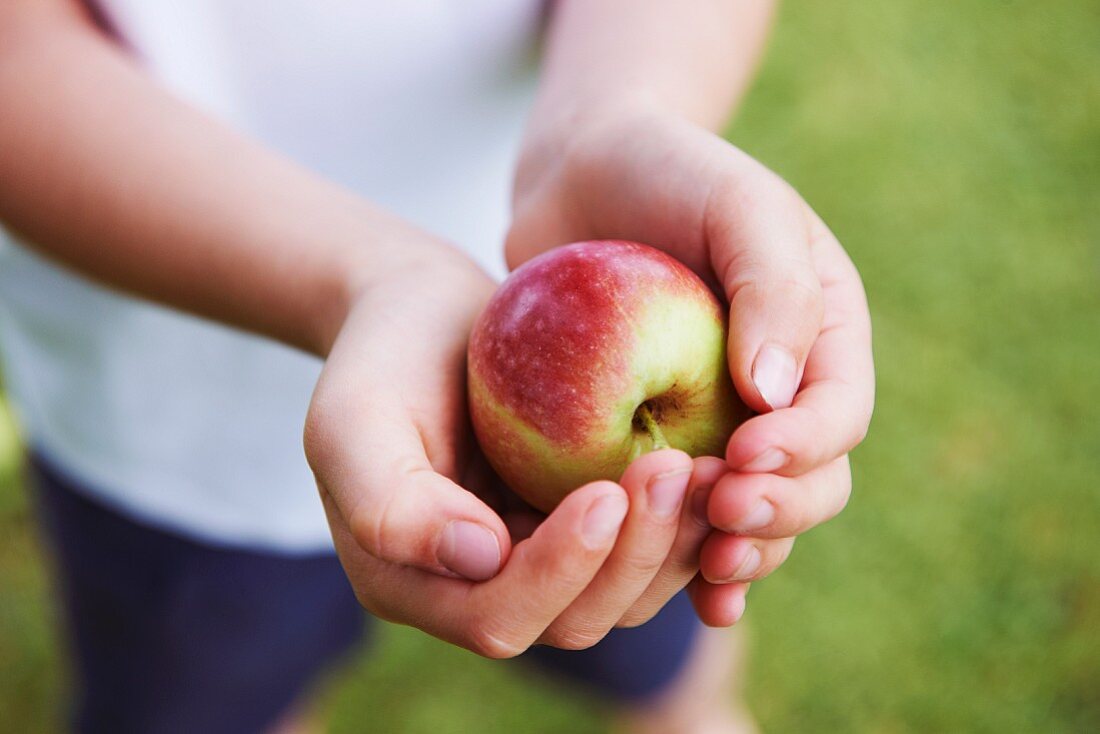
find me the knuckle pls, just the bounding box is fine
[709,163,794,222]
[830,386,873,454]
[779,538,797,565]
[795,402,849,468]
[467,623,527,660]
[354,592,398,625]
[729,270,823,328]
[831,471,854,519]
[850,410,872,447]
[348,496,390,560]
[542,623,607,651]
[302,402,337,474]
[753,540,795,581]
[626,553,667,581]
[342,573,403,624]
[778,277,825,316]
[347,585,373,613]
[665,552,700,580]
[778,502,811,539]
[617,607,658,629]
[348,473,427,564]
[822,458,853,521]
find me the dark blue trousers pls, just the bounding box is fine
[30,453,701,734]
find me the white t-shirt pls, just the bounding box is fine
[0,1,542,552]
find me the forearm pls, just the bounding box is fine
[507,0,777,268]
[0,1,447,357]
[530,0,775,135]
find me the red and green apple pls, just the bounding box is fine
[468,240,748,512]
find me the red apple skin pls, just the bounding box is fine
[468,240,747,512]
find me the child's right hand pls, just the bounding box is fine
[304,245,736,658]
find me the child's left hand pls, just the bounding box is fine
[306,249,748,655]
[507,106,876,625]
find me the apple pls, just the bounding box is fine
[468,240,749,512]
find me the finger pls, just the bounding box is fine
[310,406,505,583]
[540,449,694,649]
[318,486,429,624]
[699,534,796,584]
[310,415,508,580]
[706,163,825,413]
[617,456,729,628]
[707,455,852,539]
[688,575,750,628]
[323,480,628,659]
[307,339,510,581]
[462,453,544,543]
[726,228,875,476]
[462,481,628,657]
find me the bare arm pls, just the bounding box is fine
[530,0,775,133]
[0,0,451,356]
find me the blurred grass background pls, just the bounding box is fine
[2,0,1098,731]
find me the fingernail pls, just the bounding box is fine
[438,521,501,581]
[582,494,629,548]
[691,485,713,527]
[735,499,775,533]
[647,469,691,519]
[731,546,761,581]
[752,344,798,410]
[740,447,789,473]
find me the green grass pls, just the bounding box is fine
[2,0,1099,731]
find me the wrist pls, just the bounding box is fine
[516,91,663,193]
[309,211,466,357]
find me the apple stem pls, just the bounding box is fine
[636,403,671,451]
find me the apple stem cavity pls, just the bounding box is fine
[635,403,671,451]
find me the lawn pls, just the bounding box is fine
[2,0,1098,731]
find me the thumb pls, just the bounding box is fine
[306,407,511,582]
[709,176,824,413]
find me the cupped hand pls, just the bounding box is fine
[304,247,741,656]
[507,106,875,625]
